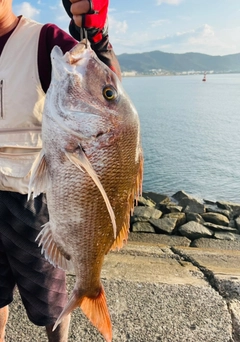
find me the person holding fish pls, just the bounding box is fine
[0,1,122,342]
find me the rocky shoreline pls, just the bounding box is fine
[130,190,240,249]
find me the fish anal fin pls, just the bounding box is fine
[53,286,112,342]
[36,222,74,272]
[80,286,112,342]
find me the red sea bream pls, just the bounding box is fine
[29,39,143,342]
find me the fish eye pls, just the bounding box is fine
[102,85,117,101]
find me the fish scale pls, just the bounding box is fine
[29,39,143,342]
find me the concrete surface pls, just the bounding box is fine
[5,235,240,342]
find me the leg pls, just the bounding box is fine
[0,223,16,342]
[1,194,69,337]
[45,314,71,342]
[0,306,8,342]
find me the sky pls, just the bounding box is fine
[13,0,240,56]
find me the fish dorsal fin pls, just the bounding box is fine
[110,190,133,251]
[53,285,112,342]
[28,150,49,200]
[110,222,129,251]
[36,222,74,272]
[110,152,144,251]
[65,148,117,239]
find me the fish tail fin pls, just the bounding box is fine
[53,290,80,332]
[80,286,112,342]
[53,285,112,342]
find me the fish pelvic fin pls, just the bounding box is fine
[53,285,112,342]
[65,148,117,239]
[28,150,49,200]
[36,222,74,272]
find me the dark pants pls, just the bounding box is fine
[0,192,68,326]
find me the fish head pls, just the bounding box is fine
[48,39,140,145]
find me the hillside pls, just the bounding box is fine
[117,50,240,74]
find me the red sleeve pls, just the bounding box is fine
[38,24,78,93]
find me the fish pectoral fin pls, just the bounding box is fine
[36,222,74,272]
[53,285,112,342]
[65,148,117,239]
[28,150,49,200]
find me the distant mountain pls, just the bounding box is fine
[117,50,240,74]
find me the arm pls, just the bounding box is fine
[38,24,78,93]
[62,0,121,79]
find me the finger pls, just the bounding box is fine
[70,0,90,15]
[72,15,83,27]
[70,0,87,3]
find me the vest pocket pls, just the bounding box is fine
[0,148,41,178]
[0,80,3,119]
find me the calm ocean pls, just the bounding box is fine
[122,73,240,203]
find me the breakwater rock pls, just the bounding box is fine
[130,190,240,249]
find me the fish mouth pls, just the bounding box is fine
[66,39,91,66]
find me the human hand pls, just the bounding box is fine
[62,0,122,79]
[64,0,109,43]
[70,0,108,29]
[69,0,90,27]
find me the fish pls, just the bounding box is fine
[28,39,143,342]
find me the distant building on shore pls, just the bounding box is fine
[121,71,138,77]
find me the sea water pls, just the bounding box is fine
[122,73,240,202]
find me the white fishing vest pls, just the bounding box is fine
[0,16,45,194]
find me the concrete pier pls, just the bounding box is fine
[5,236,240,341]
